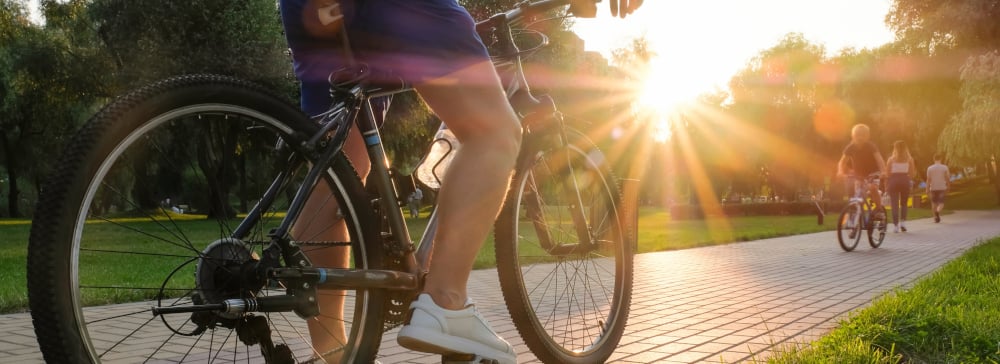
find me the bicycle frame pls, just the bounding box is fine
[845,174,883,227]
[221,0,585,304]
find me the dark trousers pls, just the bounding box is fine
[887,174,911,225]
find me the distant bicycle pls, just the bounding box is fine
[837,173,888,251]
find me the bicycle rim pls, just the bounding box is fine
[837,205,861,252]
[495,129,632,363]
[27,75,385,363]
[868,206,887,248]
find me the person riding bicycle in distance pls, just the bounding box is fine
[278,0,643,362]
[837,124,887,219]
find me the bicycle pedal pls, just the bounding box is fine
[441,353,499,364]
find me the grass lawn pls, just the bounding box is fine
[1,180,994,314]
[762,236,1000,363]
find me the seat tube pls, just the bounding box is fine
[357,98,419,273]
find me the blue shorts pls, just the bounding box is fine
[279,0,491,116]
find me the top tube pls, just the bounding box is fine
[845,172,882,200]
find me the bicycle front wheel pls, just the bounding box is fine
[27,75,387,363]
[495,128,633,364]
[837,203,862,252]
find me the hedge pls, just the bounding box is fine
[669,201,849,220]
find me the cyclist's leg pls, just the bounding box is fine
[399,59,520,363]
[415,64,520,310]
[329,0,519,359]
[295,126,371,356]
[279,6,375,351]
[868,182,883,211]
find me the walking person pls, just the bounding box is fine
[408,186,424,219]
[885,140,916,232]
[926,153,951,223]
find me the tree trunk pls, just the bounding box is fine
[197,122,238,220]
[131,157,159,212]
[7,166,21,218]
[1,135,22,217]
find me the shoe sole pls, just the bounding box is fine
[397,326,515,364]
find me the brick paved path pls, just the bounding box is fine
[3,210,999,363]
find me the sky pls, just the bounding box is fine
[572,0,897,106]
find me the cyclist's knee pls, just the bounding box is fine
[459,113,522,160]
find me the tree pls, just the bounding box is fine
[939,51,1000,203]
[1,0,99,217]
[887,0,1000,54]
[884,0,985,167]
[727,33,831,202]
[83,0,295,217]
[87,0,291,92]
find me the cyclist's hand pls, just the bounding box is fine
[568,0,598,18]
[609,0,643,18]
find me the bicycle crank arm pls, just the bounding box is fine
[151,295,302,316]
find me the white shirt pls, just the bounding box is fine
[926,163,950,191]
[890,161,910,174]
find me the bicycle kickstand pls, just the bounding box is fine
[441,353,500,364]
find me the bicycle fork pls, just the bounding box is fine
[520,100,598,256]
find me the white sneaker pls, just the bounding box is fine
[893,224,899,233]
[397,294,516,364]
[900,221,907,232]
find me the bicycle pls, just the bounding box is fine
[27,1,633,363]
[836,173,888,252]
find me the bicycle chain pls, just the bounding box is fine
[292,240,352,246]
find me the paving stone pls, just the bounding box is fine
[3,210,999,363]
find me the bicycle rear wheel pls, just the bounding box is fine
[27,75,386,363]
[495,128,632,364]
[837,203,862,252]
[868,205,887,248]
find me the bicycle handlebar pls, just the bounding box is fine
[844,172,883,182]
[476,0,582,33]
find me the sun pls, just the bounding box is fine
[635,57,708,115]
[633,57,710,143]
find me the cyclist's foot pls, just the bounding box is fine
[901,221,907,232]
[397,294,516,364]
[848,230,857,239]
[874,211,886,221]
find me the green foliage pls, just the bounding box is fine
[721,33,833,202]
[767,237,1000,363]
[381,93,435,173]
[887,0,1000,54]
[939,51,1000,166]
[87,0,292,93]
[0,0,101,217]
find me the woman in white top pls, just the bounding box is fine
[885,140,916,232]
